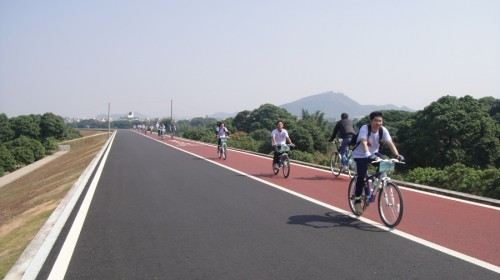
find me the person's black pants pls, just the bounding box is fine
[354,157,371,197]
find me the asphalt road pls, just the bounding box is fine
[37,130,499,279]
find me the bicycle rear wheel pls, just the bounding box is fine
[330,152,341,177]
[217,147,222,159]
[378,182,404,227]
[346,154,356,178]
[282,155,290,178]
[347,177,367,215]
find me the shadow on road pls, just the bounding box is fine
[247,173,276,179]
[287,212,384,232]
[293,175,334,181]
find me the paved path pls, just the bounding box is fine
[36,131,499,279]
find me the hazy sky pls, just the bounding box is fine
[1,0,499,119]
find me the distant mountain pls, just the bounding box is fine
[280,91,414,119]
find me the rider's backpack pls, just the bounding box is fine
[350,125,384,149]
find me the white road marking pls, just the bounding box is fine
[143,133,500,274]
[46,132,117,280]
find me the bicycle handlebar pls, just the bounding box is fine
[370,158,405,164]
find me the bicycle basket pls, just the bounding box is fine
[378,161,395,173]
[277,145,290,153]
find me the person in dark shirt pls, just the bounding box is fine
[328,113,356,160]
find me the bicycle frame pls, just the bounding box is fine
[219,136,228,147]
[217,136,229,160]
[273,144,293,178]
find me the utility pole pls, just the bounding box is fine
[170,99,174,139]
[107,102,111,138]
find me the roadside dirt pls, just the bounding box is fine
[0,134,108,278]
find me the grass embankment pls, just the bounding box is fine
[0,134,108,278]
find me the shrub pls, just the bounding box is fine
[29,138,46,160]
[6,136,45,163]
[228,132,258,152]
[11,146,35,165]
[290,150,315,164]
[405,163,499,199]
[43,137,58,154]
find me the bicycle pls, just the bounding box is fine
[347,158,405,228]
[217,136,229,160]
[272,143,295,178]
[330,139,355,178]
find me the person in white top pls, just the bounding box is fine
[215,122,230,151]
[271,120,294,169]
[351,111,404,215]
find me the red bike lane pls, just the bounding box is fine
[142,132,500,270]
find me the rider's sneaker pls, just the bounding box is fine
[273,163,279,170]
[354,199,363,216]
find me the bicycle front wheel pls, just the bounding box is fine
[378,182,404,227]
[330,152,341,177]
[222,145,227,160]
[282,155,290,178]
[272,161,279,175]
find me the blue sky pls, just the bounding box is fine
[1,0,499,119]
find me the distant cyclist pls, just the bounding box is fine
[215,122,230,151]
[328,112,356,161]
[271,120,294,169]
[351,111,404,215]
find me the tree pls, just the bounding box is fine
[0,144,16,172]
[189,117,217,128]
[478,97,500,123]
[398,95,499,169]
[299,110,330,153]
[250,128,271,142]
[233,110,252,132]
[10,115,40,139]
[40,112,65,139]
[289,127,314,152]
[0,113,14,143]
[246,104,296,131]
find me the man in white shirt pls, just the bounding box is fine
[271,120,294,170]
[351,111,404,215]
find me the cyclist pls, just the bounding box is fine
[351,111,404,215]
[215,122,230,152]
[271,120,294,170]
[328,112,356,165]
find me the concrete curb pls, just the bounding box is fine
[4,131,117,280]
[60,132,109,144]
[153,133,500,208]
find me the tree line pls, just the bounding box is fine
[66,95,499,199]
[0,113,80,176]
[178,95,500,199]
